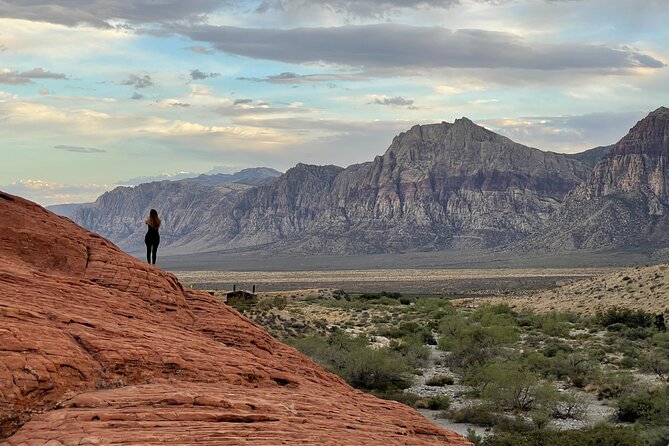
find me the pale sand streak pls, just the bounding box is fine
[173,268,616,285]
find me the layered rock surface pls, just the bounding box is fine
[527,107,669,251]
[0,192,469,445]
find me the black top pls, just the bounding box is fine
[145,224,160,244]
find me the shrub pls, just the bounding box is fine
[617,386,669,424]
[290,330,414,392]
[479,362,541,411]
[592,371,635,400]
[448,404,500,427]
[479,424,644,446]
[388,335,431,370]
[596,307,654,330]
[425,374,455,386]
[416,395,451,410]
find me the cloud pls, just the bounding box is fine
[481,110,648,153]
[233,98,253,105]
[172,24,665,72]
[256,0,459,17]
[1,179,114,206]
[190,69,220,80]
[0,44,6,52]
[130,92,144,100]
[237,71,364,84]
[0,67,67,85]
[54,144,106,153]
[186,45,214,55]
[121,74,153,88]
[168,101,191,107]
[0,0,231,28]
[372,96,415,107]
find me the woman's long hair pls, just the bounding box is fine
[146,209,161,229]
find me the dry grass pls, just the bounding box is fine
[489,264,669,315]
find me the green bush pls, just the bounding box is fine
[617,386,669,424]
[479,424,644,446]
[596,307,654,330]
[388,335,431,370]
[448,404,500,427]
[290,329,414,392]
[425,374,455,386]
[416,395,451,410]
[592,370,635,399]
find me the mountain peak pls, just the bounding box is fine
[649,106,669,116]
[453,116,477,127]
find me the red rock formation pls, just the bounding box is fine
[0,191,469,445]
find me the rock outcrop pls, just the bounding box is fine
[0,191,469,445]
[527,107,669,251]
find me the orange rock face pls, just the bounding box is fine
[0,192,470,446]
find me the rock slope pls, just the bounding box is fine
[528,107,669,251]
[0,191,469,445]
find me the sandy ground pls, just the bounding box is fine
[488,263,669,314]
[172,267,615,295]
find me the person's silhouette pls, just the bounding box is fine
[145,209,161,264]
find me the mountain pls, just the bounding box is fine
[0,192,468,445]
[71,167,281,252]
[565,145,613,168]
[526,107,669,251]
[47,201,93,217]
[156,118,591,255]
[190,167,282,187]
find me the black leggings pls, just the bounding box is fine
[146,242,159,264]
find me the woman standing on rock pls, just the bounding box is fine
[145,209,161,265]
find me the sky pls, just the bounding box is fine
[1,0,668,205]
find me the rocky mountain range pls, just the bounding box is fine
[526,106,669,252]
[71,167,281,251]
[69,108,668,256]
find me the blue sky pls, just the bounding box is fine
[1,0,668,205]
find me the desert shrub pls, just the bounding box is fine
[377,321,435,345]
[470,304,518,326]
[478,362,541,411]
[290,329,413,392]
[388,335,431,369]
[439,322,518,370]
[592,370,635,399]
[256,296,288,311]
[448,404,500,427]
[425,374,455,386]
[640,350,669,380]
[617,385,669,424]
[479,424,644,446]
[550,352,597,388]
[651,331,669,349]
[372,390,421,407]
[416,395,451,410]
[413,298,456,320]
[543,389,587,420]
[399,296,415,305]
[522,351,553,378]
[358,291,402,301]
[541,339,573,357]
[596,307,654,330]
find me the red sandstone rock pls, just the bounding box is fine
[0,191,470,445]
